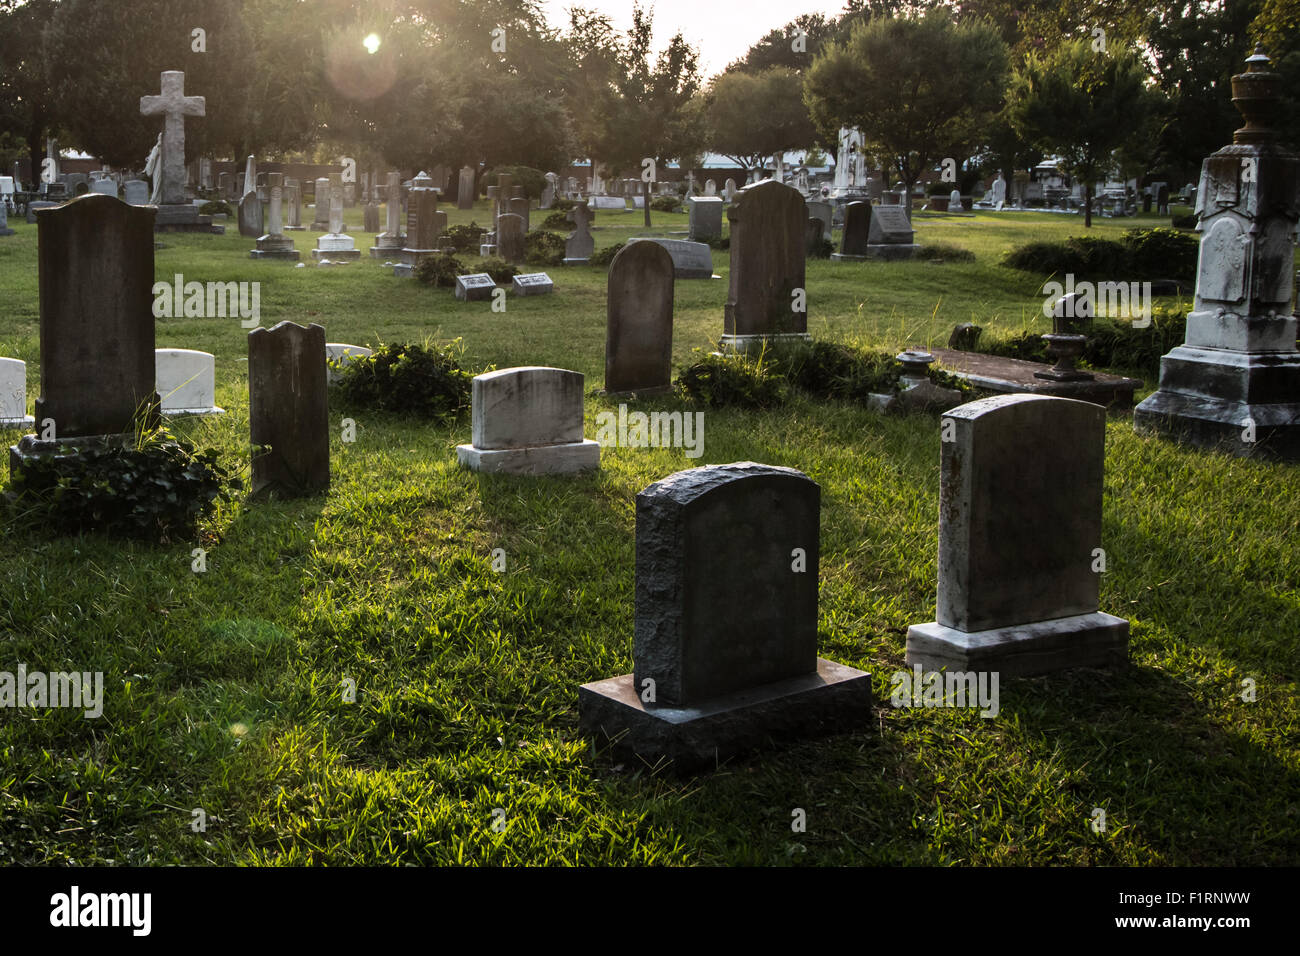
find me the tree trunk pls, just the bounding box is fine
[26,120,44,190]
[903,177,915,225]
[1084,181,1093,229]
[643,178,651,228]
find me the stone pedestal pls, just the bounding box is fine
[1134,47,1300,461]
[312,235,360,261]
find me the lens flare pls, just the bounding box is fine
[363,33,381,54]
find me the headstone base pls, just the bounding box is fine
[312,244,360,261]
[561,257,590,266]
[393,264,413,277]
[0,414,35,428]
[399,247,439,266]
[479,243,498,257]
[162,404,226,418]
[905,611,1130,679]
[9,432,141,479]
[598,385,673,399]
[578,658,873,773]
[1134,346,1300,460]
[251,235,300,260]
[865,243,918,260]
[154,203,223,234]
[719,332,811,354]
[456,439,600,475]
[830,253,867,262]
[369,236,405,258]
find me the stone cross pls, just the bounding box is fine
[138,71,205,206]
[328,174,344,235]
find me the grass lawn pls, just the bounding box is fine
[0,201,1297,865]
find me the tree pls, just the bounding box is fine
[707,68,819,174]
[722,12,842,75]
[0,0,60,182]
[804,9,1009,222]
[1007,37,1154,227]
[588,4,706,226]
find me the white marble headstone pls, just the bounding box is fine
[0,357,34,426]
[155,348,224,416]
[325,343,373,384]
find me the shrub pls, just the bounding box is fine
[766,340,903,400]
[334,341,476,420]
[706,235,730,250]
[413,251,465,288]
[978,310,1188,376]
[589,242,625,267]
[808,237,834,259]
[199,200,232,217]
[549,198,578,212]
[650,196,680,213]
[483,166,546,199]
[674,348,790,408]
[479,258,519,283]
[443,222,486,253]
[524,229,566,266]
[6,430,241,542]
[913,241,975,262]
[1121,227,1198,278]
[1002,228,1198,280]
[1171,213,1199,230]
[541,211,571,230]
[927,181,951,196]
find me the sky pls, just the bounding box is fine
[538,0,848,78]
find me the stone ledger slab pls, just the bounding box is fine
[930,348,1141,410]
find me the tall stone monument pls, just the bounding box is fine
[1134,47,1300,461]
[312,174,360,261]
[138,71,219,232]
[370,171,406,259]
[250,173,299,260]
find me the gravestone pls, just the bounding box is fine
[507,196,530,232]
[325,343,373,385]
[155,348,224,416]
[218,171,232,199]
[251,172,299,260]
[456,367,600,474]
[26,201,58,224]
[991,174,1007,207]
[722,179,808,351]
[704,179,717,196]
[63,173,88,195]
[805,200,833,241]
[0,358,34,427]
[312,174,360,261]
[399,180,444,265]
[10,195,160,474]
[248,321,329,498]
[687,196,723,242]
[284,179,304,230]
[578,462,873,770]
[238,192,263,238]
[541,172,558,209]
[363,199,379,233]
[906,395,1129,677]
[722,178,737,202]
[123,180,149,205]
[91,179,117,197]
[564,202,594,264]
[0,201,12,237]
[804,217,822,256]
[866,204,917,260]
[1134,47,1300,461]
[371,172,406,258]
[627,237,715,279]
[831,201,870,261]
[455,273,495,301]
[485,184,501,229]
[949,189,962,211]
[457,166,475,210]
[605,241,674,395]
[497,212,525,264]
[139,72,217,232]
[589,196,627,211]
[307,177,329,230]
[512,273,554,296]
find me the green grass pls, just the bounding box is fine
[0,202,1297,865]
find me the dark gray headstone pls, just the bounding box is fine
[28,194,159,438]
[578,462,873,770]
[248,321,329,498]
[868,204,913,245]
[363,200,379,233]
[906,395,1129,676]
[833,201,870,259]
[497,212,525,264]
[724,180,806,338]
[606,241,674,394]
[457,166,475,210]
[507,196,529,232]
[565,202,594,262]
[804,217,821,256]
[238,192,263,238]
[455,273,495,301]
[687,196,723,242]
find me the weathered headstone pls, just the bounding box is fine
[284,178,304,230]
[238,191,263,238]
[312,174,359,261]
[722,179,808,351]
[541,172,558,209]
[589,195,627,211]
[627,237,715,279]
[123,180,149,205]
[866,204,917,260]
[1134,47,1300,460]
[564,202,594,264]
[704,179,717,196]
[906,395,1129,677]
[687,196,723,242]
[10,195,159,474]
[507,196,530,232]
[218,171,232,199]
[457,165,475,210]
[605,242,674,395]
[578,462,873,770]
[155,348,224,416]
[0,358,34,426]
[722,178,737,202]
[455,273,495,301]
[456,367,600,474]
[248,321,329,497]
[497,212,525,264]
[90,179,117,197]
[805,200,833,241]
[511,273,554,296]
[363,199,379,233]
[325,343,373,384]
[251,173,298,260]
[399,179,444,265]
[831,201,870,261]
[0,201,12,237]
[371,173,406,258]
